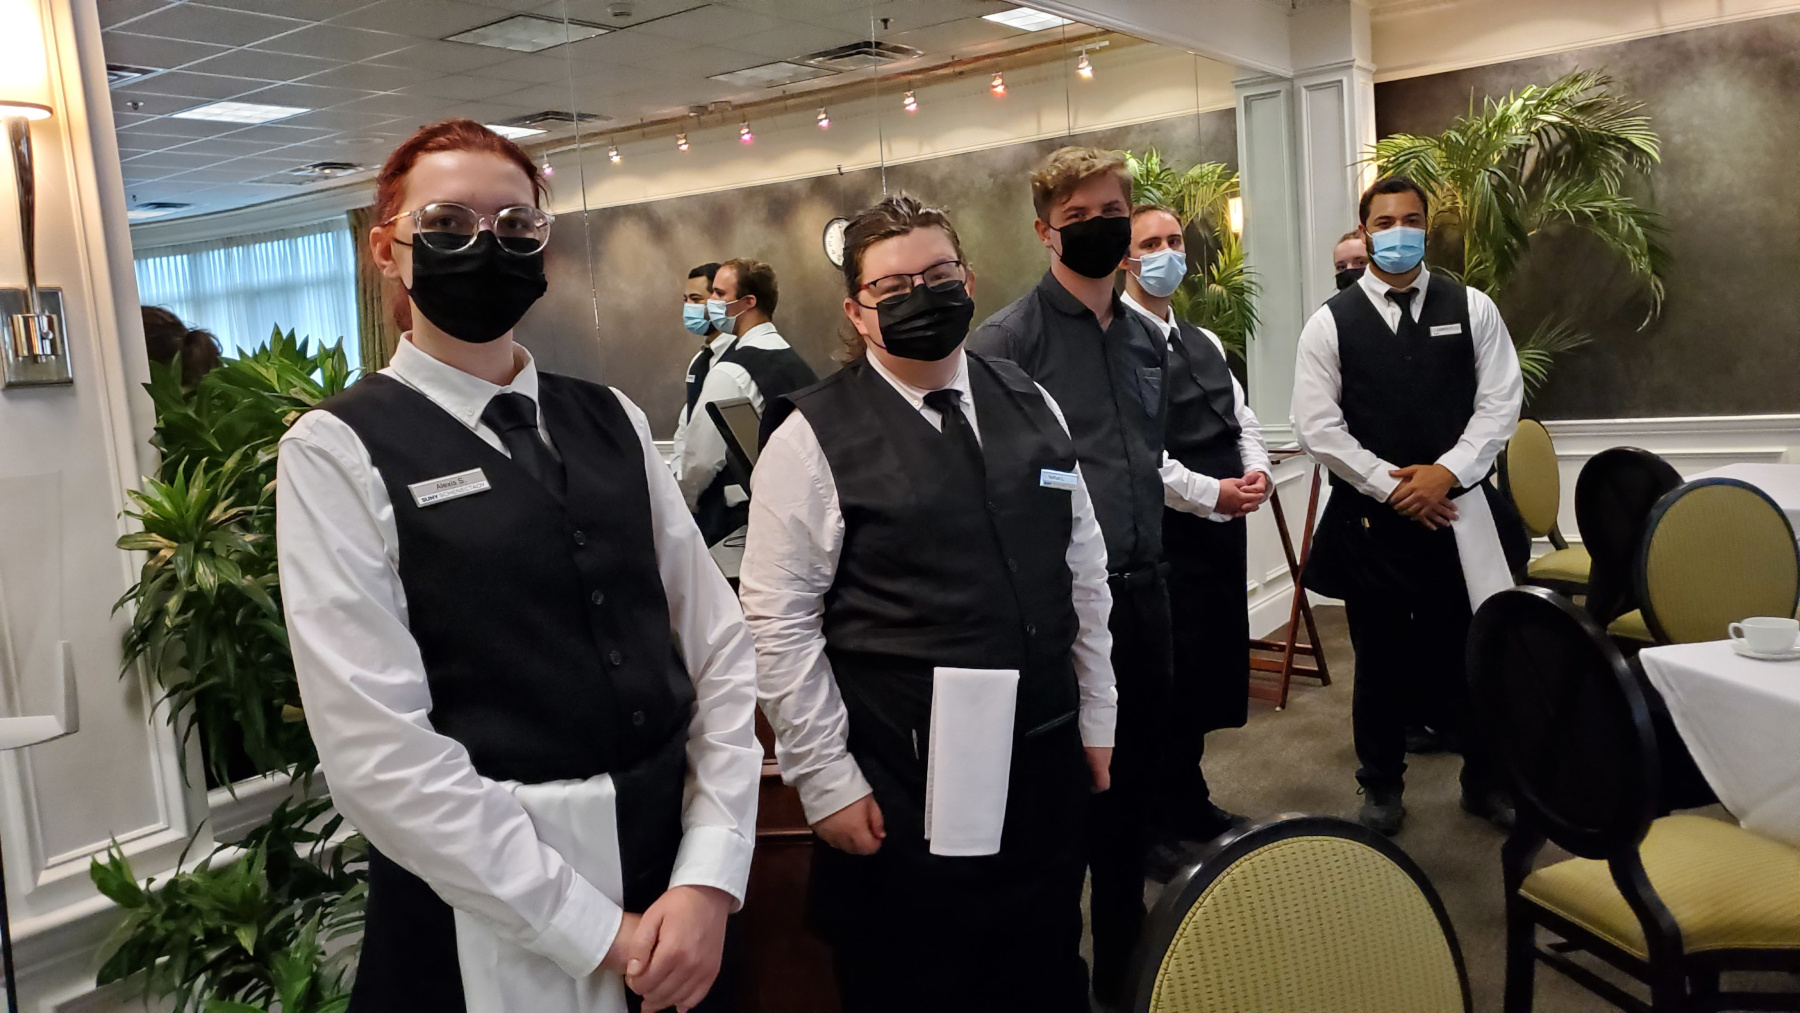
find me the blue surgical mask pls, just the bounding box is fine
[1368,226,1426,274]
[705,297,738,335]
[1130,248,1187,299]
[682,302,712,336]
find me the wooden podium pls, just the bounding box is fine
[1247,452,1331,710]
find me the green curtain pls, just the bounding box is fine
[347,206,400,374]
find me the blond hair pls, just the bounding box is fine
[1029,146,1130,220]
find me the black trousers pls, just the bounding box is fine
[1088,571,1175,1004]
[1163,512,1251,832]
[1344,591,1495,796]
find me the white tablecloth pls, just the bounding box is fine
[1640,640,1800,847]
[1692,463,1800,529]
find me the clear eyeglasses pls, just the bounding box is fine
[382,201,556,255]
[854,260,968,308]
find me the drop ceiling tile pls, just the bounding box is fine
[111,112,155,129]
[125,116,250,138]
[331,0,509,36]
[112,91,198,117]
[163,136,277,156]
[253,24,413,61]
[183,47,344,83]
[331,90,451,118]
[115,70,262,100]
[297,61,425,92]
[561,27,690,66]
[101,0,178,28]
[123,3,310,47]
[220,154,320,172]
[533,0,703,26]
[122,150,228,170]
[651,44,765,78]
[162,166,266,183]
[377,39,523,72]
[463,53,574,84]
[486,82,584,110]
[728,21,863,61]
[100,31,231,70]
[117,126,207,148]
[236,81,383,109]
[413,71,533,100]
[276,107,407,131]
[210,0,380,20]
[219,122,336,143]
[888,18,1025,56]
[629,7,781,44]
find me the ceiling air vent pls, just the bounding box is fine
[805,41,921,71]
[507,109,611,129]
[287,161,367,181]
[127,201,191,220]
[107,63,159,87]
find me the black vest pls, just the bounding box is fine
[1163,320,1244,481]
[778,353,1081,718]
[320,373,697,785]
[1326,272,1476,494]
[694,335,819,544]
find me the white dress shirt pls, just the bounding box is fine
[669,331,733,474]
[1120,291,1273,520]
[276,337,761,980]
[674,321,795,511]
[739,350,1118,825]
[1290,268,1523,607]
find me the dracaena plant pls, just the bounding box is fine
[100,327,365,1013]
[1370,69,1668,394]
[1125,149,1260,358]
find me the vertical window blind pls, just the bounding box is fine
[134,218,360,364]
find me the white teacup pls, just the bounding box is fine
[1728,616,1800,654]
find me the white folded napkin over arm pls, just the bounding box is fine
[925,667,1020,857]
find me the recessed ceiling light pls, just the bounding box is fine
[709,61,836,89]
[171,100,308,124]
[107,63,159,87]
[982,7,1073,31]
[485,123,546,140]
[447,14,606,54]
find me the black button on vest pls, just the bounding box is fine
[319,372,697,785]
[1162,320,1244,481]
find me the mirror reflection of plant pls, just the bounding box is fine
[1370,70,1668,394]
[102,328,365,1013]
[91,797,368,1013]
[118,329,354,785]
[1124,149,1259,358]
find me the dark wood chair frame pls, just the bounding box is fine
[1573,447,1682,628]
[1470,587,1800,1013]
[1124,814,1473,1013]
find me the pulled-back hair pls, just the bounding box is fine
[141,305,221,387]
[836,194,967,361]
[371,119,548,331]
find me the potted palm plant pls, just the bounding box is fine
[1370,70,1667,393]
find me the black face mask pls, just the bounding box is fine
[1335,266,1365,291]
[1051,214,1133,279]
[874,280,976,362]
[404,231,547,344]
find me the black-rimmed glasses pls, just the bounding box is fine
[381,201,555,255]
[854,260,967,308]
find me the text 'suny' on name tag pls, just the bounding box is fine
[1040,468,1079,491]
[409,468,491,507]
[1430,323,1464,337]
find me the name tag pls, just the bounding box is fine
[408,468,491,508]
[1039,468,1079,491]
[684,373,696,383]
[1430,323,1464,337]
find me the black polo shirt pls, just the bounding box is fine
[968,271,1167,573]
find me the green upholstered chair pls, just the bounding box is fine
[1636,478,1800,645]
[1468,586,1800,1013]
[1500,418,1589,594]
[1126,815,1469,1013]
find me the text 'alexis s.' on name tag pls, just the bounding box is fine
[1040,468,1080,491]
[1430,323,1464,337]
[408,468,491,508]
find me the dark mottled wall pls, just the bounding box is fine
[516,110,1237,436]
[1376,13,1800,419]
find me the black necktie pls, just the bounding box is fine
[686,346,714,415]
[923,388,985,478]
[481,392,566,497]
[1386,289,1422,360]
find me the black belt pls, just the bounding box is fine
[1108,562,1170,589]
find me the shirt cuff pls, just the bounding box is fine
[1361,462,1402,503]
[793,756,875,826]
[532,872,623,979]
[1435,445,1483,489]
[1164,471,1221,517]
[1080,703,1117,748]
[668,825,757,911]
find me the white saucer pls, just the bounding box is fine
[1730,639,1800,662]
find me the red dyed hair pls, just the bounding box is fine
[372,118,550,331]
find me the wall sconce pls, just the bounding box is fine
[1227,195,1244,236]
[1,0,70,388]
